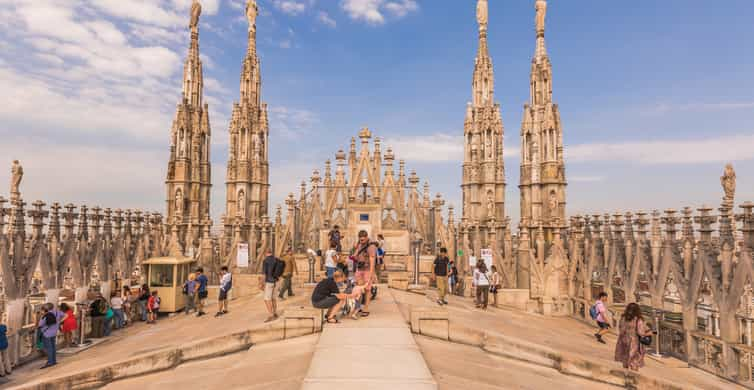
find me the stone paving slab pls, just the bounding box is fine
[302,287,437,390]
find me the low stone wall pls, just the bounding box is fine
[10,309,323,390]
[408,306,704,390]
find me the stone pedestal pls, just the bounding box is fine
[388,271,410,290]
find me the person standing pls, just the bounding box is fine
[195,267,209,317]
[122,286,133,325]
[111,292,125,329]
[137,284,150,322]
[0,321,10,376]
[615,302,654,371]
[262,249,284,322]
[448,258,458,294]
[89,295,107,338]
[592,292,611,344]
[216,266,233,317]
[473,259,491,309]
[279,249,298,300]
[490,265,501,307]
[147,291,160,324]
[352,230,377,317]
[328,225,342,252]
[38,303,60,369]
[324,243,338,279]
[59,303,77,347]
[183,272,198,315]
[433,248,450,305]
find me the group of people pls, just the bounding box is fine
[432,249,501,309]
[312,229,379,323]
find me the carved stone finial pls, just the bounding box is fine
[535,0,547,36]
[189,0,202,30]
[246,0,258,33]
[10,160,23,203]
[721,163,736,202]
[476,0,488,31]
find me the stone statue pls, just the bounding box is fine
[246,0,258,32]
[721,163,736,200]
[190,0,202,30]
[175,189,183,214]
[476,0,488,29]
[486,137,492,159]
[10,160,23,201]
[536,0,547,35]
[548,191,558,218]
[238,190,246,217]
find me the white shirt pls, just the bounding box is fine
[325,249,337,268]
[111,296,123,310]
[473,269,490,287]
[220,273,232,291]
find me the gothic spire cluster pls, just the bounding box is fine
[519,0,566,238]
[165,0,212,254]
[461,0,506,233]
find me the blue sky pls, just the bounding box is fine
[0,0,752,225]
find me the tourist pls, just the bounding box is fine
[324,243,338,279]
[38,303,61,369]
[473,259,491,309]
[328,225,342,252]
[490,265,501,307]
[433,247,450,305]
[89,295,107,338]
[592,292,610,344]
[103,296,114,336]
[147,290,160,324]
[59,302,77,347]
[183,272,198,315]
[278,248,298,299]
[376,233,386,274]
[352,230,377,317]
[111,292,125,329]
[122,286,133,325]
[195,267,209,317]
[311,269,347,324]
[137,284,150,322]
[347,279,367,320]
[0,321,10,376]
[448,258,458,294]
[615,302,654,371]
[262,248,285,322]
[216,266,232,317]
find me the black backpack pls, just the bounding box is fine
[272,258,286,279]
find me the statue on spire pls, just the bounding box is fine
[476,0,488,31]
[190,0,202,30]
[246,0,258,33]
[536,0,547,36]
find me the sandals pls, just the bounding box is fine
[326,317,340,324]
[359,311,370,317]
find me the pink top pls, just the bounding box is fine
[596,300,607,323]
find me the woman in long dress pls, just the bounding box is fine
[614,302,653,371]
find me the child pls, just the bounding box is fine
[59,303,77,347]
[147,291,160,324]
[347,280,366,320]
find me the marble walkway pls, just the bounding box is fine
[301,288,437,390]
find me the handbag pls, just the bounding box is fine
[637,321,652,346]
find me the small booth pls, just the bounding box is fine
[142,256,196,313]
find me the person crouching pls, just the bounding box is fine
[311,270,347,324]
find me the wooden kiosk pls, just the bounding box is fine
[142,256,196,313]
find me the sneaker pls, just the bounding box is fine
[196,311,206,317]
[597,337,606,344]
[436,299,444,306]
[442,300,449,305]
[222,310,228,314]
[214,312,223,317]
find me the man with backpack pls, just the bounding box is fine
[432,247,450,305]
[262,248,285,322]
[195,267,209,317]
[591,291,610,344]
[352,230,377,317]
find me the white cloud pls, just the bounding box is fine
[273,0,307,16]
[567,133,754,164]
[317,11,337,28]
[384,0,418,17]
[341,0,418,25]
[269,106,319,139]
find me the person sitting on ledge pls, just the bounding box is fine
[311,269,348,324]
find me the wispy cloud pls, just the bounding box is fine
[269,106,320,139]
[341,0,419,25]
[567,133,754,164]
[318,11,337,28]
[273,0,307,16]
